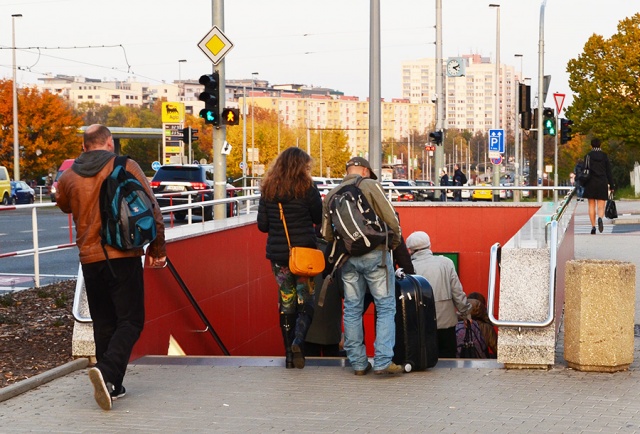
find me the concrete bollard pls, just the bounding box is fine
[564,259,636,372]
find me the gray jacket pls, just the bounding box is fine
[411,248,471,329]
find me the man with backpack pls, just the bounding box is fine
[57,124,166,411]
[321,157,403,375]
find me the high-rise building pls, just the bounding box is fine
[402,54,518,135]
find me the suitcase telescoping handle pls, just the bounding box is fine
[165,257,230,355]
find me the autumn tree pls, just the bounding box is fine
[224,106,351,181]
[566,13,640,149]
[0,80,83,181]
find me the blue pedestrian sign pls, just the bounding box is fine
[489,129,505,154]
[151,161,161,171]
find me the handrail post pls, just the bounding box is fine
[32,207,40,288]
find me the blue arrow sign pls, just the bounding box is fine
[489,129,505,154]
[151,161,161,171]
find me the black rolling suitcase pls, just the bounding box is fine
[393,274,438,372]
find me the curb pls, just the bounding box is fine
[0,358,89,403]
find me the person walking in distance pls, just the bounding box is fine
[406,231,471,358]
[439,168,449,202]
[257,147,323,369]
[322,157,404,375]
[57,125,167,411]
[582,138,614,234]
[452,164,467,202]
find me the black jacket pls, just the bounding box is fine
[582,149,613,201]
[257,186,323,264]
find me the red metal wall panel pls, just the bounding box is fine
[133,205,539,360]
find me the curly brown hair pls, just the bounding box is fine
[260,147,313,201]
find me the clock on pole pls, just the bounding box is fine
[446,57,465,77]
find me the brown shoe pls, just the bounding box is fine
[354,362,372,376]
[374,362,404,375]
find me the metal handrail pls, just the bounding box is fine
[544,188,575,243]
[487,220,558,328]
[71,264,91,323]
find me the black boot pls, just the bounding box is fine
[291,304,314,369]
[280,313,296,369]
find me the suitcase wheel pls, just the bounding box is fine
[404,363,413,373]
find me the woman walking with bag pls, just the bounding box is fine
[582,138,614,235]
[257,147,323,369]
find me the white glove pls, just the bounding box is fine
[395,268,406,279]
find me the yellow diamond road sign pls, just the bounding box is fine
[198,26,234,65]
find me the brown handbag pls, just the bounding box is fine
[279,203,325,277]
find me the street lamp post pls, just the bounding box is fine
[178,59,186,101]
[251,72,258,180]
[514,53,523,202]
[12,13,22,181]
[489,3,500,201]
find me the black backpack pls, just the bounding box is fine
[99,156,157,253]
[328,176,393,256]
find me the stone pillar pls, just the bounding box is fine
[71,282,96,363]
[564,259,636,372]
[498,248,556,368]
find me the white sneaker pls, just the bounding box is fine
[88,367,112,411]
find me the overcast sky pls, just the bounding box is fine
[0,0,637,115]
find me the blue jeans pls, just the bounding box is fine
[341,249,396,371]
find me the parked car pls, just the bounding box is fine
[49,159,75,202]
[500,182,514,200]
[472,183,493,201]
[150,164,216,221]
[414,180,436,201]
[0,165,11,205]
[382,180,417,202]
[10,181,35,204]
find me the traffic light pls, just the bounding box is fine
[521,109,532,130]
[221,108,240,125]
[181,126,199,143]
[560,118,573,144]
[429,131,443,145]
[198,72,220,125]
[543,107,555,135]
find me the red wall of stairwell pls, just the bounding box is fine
[132,204,538,359]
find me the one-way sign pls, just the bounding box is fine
[489,129,505,154]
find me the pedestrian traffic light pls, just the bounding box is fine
[221,108,240,125]
[429,131,443,145]
[198,72,220,126]
[181,126,199,143]
[560,118,573,144]
[543,107,555,136]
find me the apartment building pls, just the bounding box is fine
[401,54,518,135]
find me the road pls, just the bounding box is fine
[0,205,211,293]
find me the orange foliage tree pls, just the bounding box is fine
[0,79,83,181]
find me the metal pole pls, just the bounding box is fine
[553,115,559,203]
[212,0,227,219]
[12,14,22,181]
[434,0,444,179]
[537,1,547,202]
[514,54,523,202]
[242,85,247,190]
[489,4,500,201]
[251,72,258,179]
[368,0,381,173]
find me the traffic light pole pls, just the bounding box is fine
[553,115,559,203]
[212,0,227,220]
[536,1,547,203]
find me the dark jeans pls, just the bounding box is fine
[437,326,457,358]
[82,257,145,389]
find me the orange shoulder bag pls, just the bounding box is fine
[279,203,325,277]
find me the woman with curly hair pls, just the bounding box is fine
[257,147,323,369]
